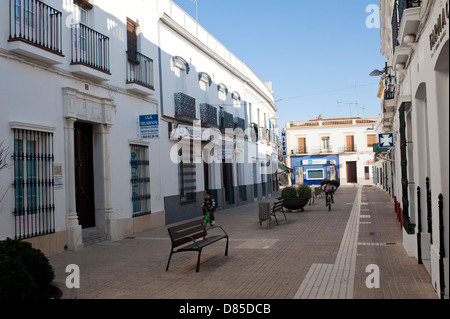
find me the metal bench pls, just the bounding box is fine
[166,219,229,272]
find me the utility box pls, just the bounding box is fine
[259,202,271,227]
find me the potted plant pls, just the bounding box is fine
[281,186,310,212]
[297,184,312,199]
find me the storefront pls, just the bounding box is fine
[290,155,340,186]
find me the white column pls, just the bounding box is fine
[102,124,118,241]
[64,117,83,251]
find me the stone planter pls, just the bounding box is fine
[282,197,310,212]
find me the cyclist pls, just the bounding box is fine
[321,181,337,207]
[201,191,216,226]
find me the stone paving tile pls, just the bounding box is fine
[49,186,439,300]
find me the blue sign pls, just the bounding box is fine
[378,133,394,148]
[139,114,159,139]
[281,130,287,158]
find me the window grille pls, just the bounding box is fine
[130,144,151,217]
[12,129,55,239]
[178,145,196,202]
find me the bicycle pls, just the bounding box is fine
[202,208,215,226]
[323,191,335,211]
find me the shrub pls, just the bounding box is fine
[281,186,298,199]
[331,180,340,189]
[320,179,330,187]
[297,184,312,198]
[0,238,55,299]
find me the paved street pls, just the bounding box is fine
[49,186,438,300]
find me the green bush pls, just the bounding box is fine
[320,179,330,187]
[297,184,312,198]
[331,180,340,189]
[0,238,55,299]
[281,186,298,199]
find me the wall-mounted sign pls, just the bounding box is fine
[302,159,328,165]
[378,133,394,148]
[281,130,287,158]
[139,114,159,139]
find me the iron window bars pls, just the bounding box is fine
[130,144,151,217]
[12,128,55,240]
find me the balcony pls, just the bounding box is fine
[200,103,218,128]
[125,51,154,95]
[291,147,308,155]
[338,145,358,153]
[233,117,246,132]
[250,123,258,142]
[70,24,110,81]
[219,109,234,131]
[174,92,196,122]
[8,0,64,65]
[392,0,421,54]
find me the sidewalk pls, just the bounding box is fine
[49,185,438,299]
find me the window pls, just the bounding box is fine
[178,143,196,202]
[321,136,330,152]
[130,144,151,217]
[367,134,377,148]
[12,129,55,239]
[218,84,227,101]
[306,169,324,180]
[173,57,188,93]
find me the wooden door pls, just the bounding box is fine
[346,161,357,183]
[74,122,96,229]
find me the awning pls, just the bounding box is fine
[278,162,293,173]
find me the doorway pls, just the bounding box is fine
[346,161,357,183]
[74,121,96,229]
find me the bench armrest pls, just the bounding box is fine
[206,225,229,238]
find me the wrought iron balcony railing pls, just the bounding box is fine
[392,0,422,53]
[9,0,63,54]
[71,23,110,73]
[219,109,234,129]
[126,51,154,90]
[200,103,217,127]
[175,92,196,120]
[233,117,246,131]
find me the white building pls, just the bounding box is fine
[0,0,278,256]
[374,0,448,299]
[284,116,377,186]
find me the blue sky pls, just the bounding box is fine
[172,0,385,128]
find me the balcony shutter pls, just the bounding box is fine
[346,136,354,151]
[298,138,306,153]
[127,18,138,63]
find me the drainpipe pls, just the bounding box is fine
[417,186,423,264]
[438,194,446,299]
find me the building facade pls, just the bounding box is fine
[285,116,377,186]
[0,0,278,256]
[374,0,448,299]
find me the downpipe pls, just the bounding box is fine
[438,194,446,299]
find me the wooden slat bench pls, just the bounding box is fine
[166,219,229,272]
